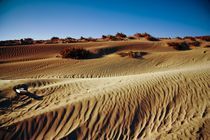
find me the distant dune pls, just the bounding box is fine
[0,39,210,139]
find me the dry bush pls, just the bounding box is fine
[78,37,97,42]
[50,37,60,44]
[115,32,127,39]
[176,37,183,40]
[35,40,45,44]
[141,33,151,37]
[184,36,196,41]
[145,36,159,41]
[51,37,59,40]
[133,33,159,41]
[102,35,107,40]
[119,51,147,58]
[196,36,210,42]
[64,37,77,43]
[77,36,87,42]
[129,51,143,58]
[60,48,94,59]
[0,40,21,46]
[189,41,200,47]
[134,33,151,38]
[160,37,171,39]
[133,33,142,38]
[105,35,118,41]
[86,37,97,42]
[168,42,190,50]
[20,38,34,45]
[80,36,85,40]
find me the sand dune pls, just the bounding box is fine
[0,40,210,139]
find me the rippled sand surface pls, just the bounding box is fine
[0,40,210,139]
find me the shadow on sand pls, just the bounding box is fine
[13,84,43,100]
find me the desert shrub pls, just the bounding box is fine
[106,35,118,41]
[60,48,94,59]
[184,36,196,41]
[118,51,147,58]
[65,37,77,43]
[51,37,59,40]
[176,37,183,40]
[20,38,34,45]
[102,35,107,40]
[134,33,151,38]
[86,37,97,42]
[0,40,21,46]
[50,37,60,44]
[66,37,76,40]
[101,35,119,41]
[129,51,142,58]
[35,40,45,44]
[145,36,159,41]
[159,37,171,39]
[80,36,86,40]
[168,42,190,50]
[79,36,97,42]
[133,33,142,38]
[115,32,127,39]
[196,36,210,42]
[133,33,159,41]
[189,41,200,47]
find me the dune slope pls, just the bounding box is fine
[0,40,210,140]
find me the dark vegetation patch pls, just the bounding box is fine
[102,32,127,41]
[167,42,190,50]
[60,46,122,59]
[176,37,183,40]
[145,36,159,41]
[183,36,196,41]
[0,38,34,46]
[118,51,148,58]
[0,40,21,46]
[80,36,97,42]
[1,34,209,46]
[134,33,151,38]
[115,32,127,39]
[60,48,95,59]
[188,41,201,47]
[133,33,159,41]
[196,36,210,42]
[102,35,118,41]
[50,37,60,44]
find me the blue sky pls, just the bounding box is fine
[0,0,209,40]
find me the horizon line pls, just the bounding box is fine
[1,33,210,41]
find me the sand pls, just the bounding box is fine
[0,40,210,139]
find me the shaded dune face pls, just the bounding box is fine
[0,40,210,139]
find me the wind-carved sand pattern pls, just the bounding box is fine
[0,40,210,139]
